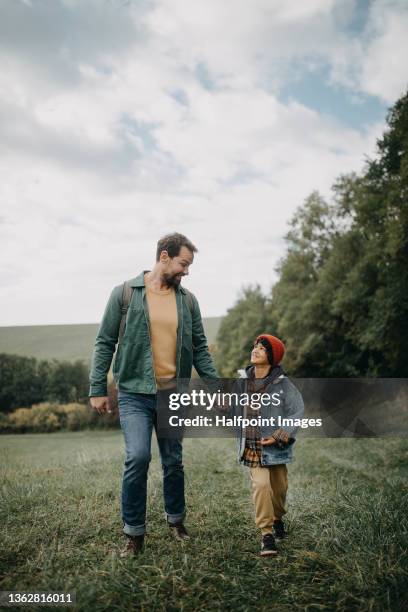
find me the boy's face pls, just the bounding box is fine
[250,342,270,366]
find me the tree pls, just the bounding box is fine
[269,192,337,374]
[215,286,273,377]
[217,90,408,377]
[47,360,89,403]
[0,354,90,412]
[0,354,43,412]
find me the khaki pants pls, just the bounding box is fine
[249,465,288,535]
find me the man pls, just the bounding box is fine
[234,334,304,557]
[89,232,217,555]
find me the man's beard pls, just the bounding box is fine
[162,272,183,288]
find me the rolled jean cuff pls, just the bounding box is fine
[123,522,145,536]
[167,511,186,525]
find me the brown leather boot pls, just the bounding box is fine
[168,522,190,541]
[119,534,144,557]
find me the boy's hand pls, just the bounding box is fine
[261,428,289,446]
[90,396,112,414]
[260,436,277,446]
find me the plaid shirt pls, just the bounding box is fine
[241,435,262,467]
[241,396,263,467]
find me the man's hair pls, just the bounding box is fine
[156,232,198,261]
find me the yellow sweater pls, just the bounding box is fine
[145,285,178,383]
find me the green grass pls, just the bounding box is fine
[1,433,407,611]
[0,317,222,363]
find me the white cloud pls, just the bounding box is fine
[359,2,408,102]
[328,0,408,102]
[0,0,404,326]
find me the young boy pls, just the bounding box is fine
[235,334,304,557]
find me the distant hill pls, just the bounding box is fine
[0,317,222,363]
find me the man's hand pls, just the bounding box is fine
[260,428,289,446]
[90,396,112,415]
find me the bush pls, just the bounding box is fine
[6,403,60,433]
[0,401,119,433]
[56,403,97,431]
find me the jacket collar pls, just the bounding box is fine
[244,364,285,383]
[128,271,187,294]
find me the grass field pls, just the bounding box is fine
[1,432,407,611]
[0,317,222,363]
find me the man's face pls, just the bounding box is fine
[250,342,270,366]
[161,246,194,287]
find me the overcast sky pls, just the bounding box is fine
[1,0,407,326]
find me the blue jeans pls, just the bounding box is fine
[118,390,185,536]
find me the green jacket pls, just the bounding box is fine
[89,271,218,396]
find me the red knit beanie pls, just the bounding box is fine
[255,334,285,366]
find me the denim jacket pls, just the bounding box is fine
[234,365,304,466]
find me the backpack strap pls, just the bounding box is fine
[118,281,134,344]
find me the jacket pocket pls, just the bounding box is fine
[124,305,147,340]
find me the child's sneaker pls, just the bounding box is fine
[260,533,278,557]
[273,519,286,541]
